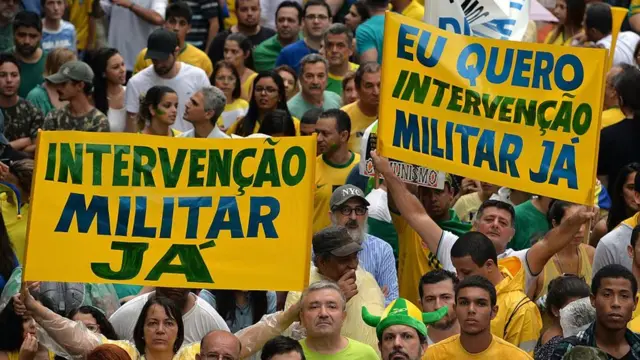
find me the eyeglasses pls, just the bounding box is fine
[337,206,367,216]
[305,14,329,21]
[84,323,100,332]
[255,86,278,94]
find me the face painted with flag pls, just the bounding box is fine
[362,298,447,360]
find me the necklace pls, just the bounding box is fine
[553,247,582,276]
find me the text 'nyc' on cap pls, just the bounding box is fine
[145,28,178,61]
[330,184,370,211]
[46,61,94,84]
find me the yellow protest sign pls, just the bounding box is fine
[24,132,315,291]
[377,12,607,205]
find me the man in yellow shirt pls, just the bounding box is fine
[134,2,213,76]
[391,0,424,21]
[602,64,630,128]
[313,109,360,233]
[341,62,379,154]
[425,275,532,359]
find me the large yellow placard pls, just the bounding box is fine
[24,132,315,291]
[378,12,607,205]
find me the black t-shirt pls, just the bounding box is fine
[597,115,640,194]
[207,27,277,68]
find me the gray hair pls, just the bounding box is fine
[300,280,347,311]
[299,53,328,76]
[322,23,353,47]
[200,86,226,124]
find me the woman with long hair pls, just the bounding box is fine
[544,0,584,45]
[228,71,300,137]
[607,162,640,231]
[211,60,249,131]
[0,298,51,360]
[68,306,119,340]
[211,290,276,333]
[25,48,76,115]
[223,32,256,102]
[344,0,370,33]
[137,86,181,137]
[87,48,127,132]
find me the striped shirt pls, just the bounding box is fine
[184,0,220,49]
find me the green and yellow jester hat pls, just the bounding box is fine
[362,298,448,340]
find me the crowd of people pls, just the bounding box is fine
[2,0,640,358]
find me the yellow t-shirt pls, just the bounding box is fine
[226,115,301,136]
[425,334,532,360]
[341,101,377,154]
[241,72,258,101]
[601,107,626,128]
[67,0,94,50]
[543,27,577,46]
[0,192,28,264]
[391,213,442,306]
[133,44,214,77]
[8,350,55,360]
[401,1,425,21]
[452,192,483,223]
[629,294,640,331]
[313,152,360,234]
[224,0,237,30]
[216,98,249,129]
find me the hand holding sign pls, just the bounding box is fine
[369,150,392,177]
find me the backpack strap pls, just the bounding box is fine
[503,295,532,339]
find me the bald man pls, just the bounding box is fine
[197,330,242,360]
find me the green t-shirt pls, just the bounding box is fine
[286,91,342,119]
[508,200,550,251]
[0,25,12,53]
[26,85,53,116]
[300,338,379,360]
[18,53,46,98]
[253,34,302,72]
[437,208,472,237]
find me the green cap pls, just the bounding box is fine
[46,61,94,84]
[362,298,448,340]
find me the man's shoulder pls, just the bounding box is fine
[365,234,393,252]
[282,39,304,53]
[178,62,208,79]
[16,98,41,113]
[109,292,151,320]
[254,35,278,52]
[600,222,632,243]
[345,338,378,358]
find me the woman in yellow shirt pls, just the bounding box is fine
[223,33,257,102]
[544,0,585,45]
[137,86,181,137]
[229,71,300,137]
[211,60,249,131]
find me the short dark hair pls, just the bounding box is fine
[450,231,498,267]
[13,11,42,33]
[303,0,331,18]
[547,200,573,227]
[615,66,640,114]
[322,23,353,46]
[418,269,458,300]
[365,0,390,11]
[318,108,351,140]
[592,264,638,296]
[0,53,20,71]
[276,1,303,23]
[261,336,306,360]
[475,199,515,227]
[354,62,380,89]
[133,296,184,354]
[301,107,323,125]
[166,1,192,23]
[544,275,590,318]
[585,2,612,35]
[632,226,640,249]
[455,275,497,307]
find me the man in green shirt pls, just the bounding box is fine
[287,53,341,119]
[12,11,46,98]
[323,23,358,96]
[253,1,302,72]
[0,0,18,53]
[508,196,553,251]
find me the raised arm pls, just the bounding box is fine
[370,151,443,254]
[235,300,301,357]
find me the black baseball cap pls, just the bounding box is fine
[145,28,178,61]
[313,226,362,257]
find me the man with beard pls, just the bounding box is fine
[287,54,341,119]
[0,0,19,53]
[42,60,109,131]
[109,287,229,342]
[207,0,275,64]
[125,28,210,132]
[419,270,460,345]
[363,297,448,360]
[253,1,302,72]
[551,264,640,359]
[285,226,385,353]
[12,11,46,98]
[0,53,43,154]
[425,276,532,359]
[328,184,398,306]
[313,109,358,233]
[322,23,358,96]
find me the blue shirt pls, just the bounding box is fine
[21,0,41,15]
[275,39,318,74]
[356,15,385,64]
[41,21,77,52]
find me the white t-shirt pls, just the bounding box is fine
[109,291,229,342]
[597,32,640,67]
[102,0,167,70]
[125,63,211,132]
[178,126,229,139]
[436,231,536,294]
[259,0,302,29]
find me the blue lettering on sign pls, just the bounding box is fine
[439,17,471,35]
[396,24,447,67]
